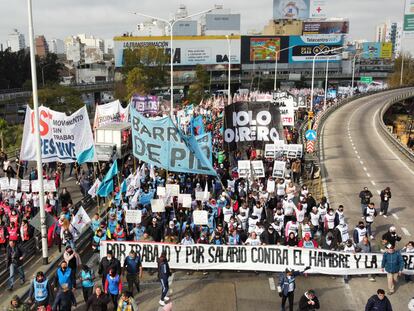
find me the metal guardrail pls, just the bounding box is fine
[377,91,414,164]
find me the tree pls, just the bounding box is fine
[388,54,414,87]
[0,118,23,152]
[123,46,169,99]
[33,84,84,114]
[188,64,209,105]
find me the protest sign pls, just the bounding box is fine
[223,102,283,151]
[157,186,166,197]
[275,97,295,127]
[192,210,209,225]
[151,199,165,213]
[9,178,18,191]
[267,179,275,193]
[0,177,9,190]
[130,95,159,115]
[195,191,209,202]
[265,140,285,158]
[273,161,286,178]
[251,161,265,178]
[131,109,216,176]
[237,160,251,179]
[125,210,142,224]
[31,180,40,192]
[93,100,129,129]
[100,241,414,275]
[166,184,180,197]
[44,180,57,192]
[21,106,95,163]
[21,180,30,192]
[179,194,192,208]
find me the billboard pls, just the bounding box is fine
[362,42,393,59]
[404,0,414,35]
[205,14,241,31]
[273,0,310,20]
[302,21,349,35]
[113,35,241,67]
[289,35,344,63]
[309,0,327,18]
[241,36,290,64]
[173,21,198,36]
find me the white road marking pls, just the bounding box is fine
[371,181,376,186]
[402,227,411,236]
[363,167,367,171]
[359,161,364,165]
[357,155,361,159]
[366,173,371,177]
[355,150,358,154]
[268,277,276,291]
[353,146,356,150]
[392,213,399,220]
[376,190,381,195]
[373,109,414,176]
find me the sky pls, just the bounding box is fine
[0,0,410,50]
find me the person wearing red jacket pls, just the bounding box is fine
[298,233,319,249]
[104,268,122,310]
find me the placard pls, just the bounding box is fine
[272,161,286,179]
[31,180,40,193]
[151,199,165,213]
[166,184,180,197]
[157,186,166,197]
[193,210,209,225]
[44,180,57,192]
[267,180,275,193]
[0,177,9,191]
[125,210,142,224]
[265,140,285,158]
[21,180,30,192]
[237,160,251,179]
[179,194,192,208]
[251,161,265,178]
[9,178,18,191]
[195,191,209,202]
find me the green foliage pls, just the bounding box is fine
[32,84,84,114]
[0,48,62,89]
[388,55,414,87]
[0,119,23,153]
[122,46,169,98]
[188,64,209,105]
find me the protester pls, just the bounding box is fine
[8,295,28,311]
[86,287,111,311]
[379,187,392,217]
[6,239,25,291]
[54,261,73,291]
[28,271,54,309]
[382,226,401,248]
[359,187,373,216]
[157,251,171,306]
[278,267,310,311]
[104,268,123,310]
[365,289,393,311]
[298,290,320,311]
[123,250,143,295]
[116,291,138,311]
[98,250,121,288]
[52,284,76,311]
[79,265,95,303]
[381,245,404,295]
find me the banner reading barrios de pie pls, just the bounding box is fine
[20,105,96,163]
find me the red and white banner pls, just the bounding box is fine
[94,100,129,129]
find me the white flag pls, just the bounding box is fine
[88,179,101,198]
[71,206,91,234]
[203,183,209,201]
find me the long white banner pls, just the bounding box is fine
[20,105,95,163]
[100,241,414,275]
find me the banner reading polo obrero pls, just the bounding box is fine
[100,241,414,275]
[223,102,283,151]
[20,105,96,163]
[130,108,216,176]
[93,100,129,129]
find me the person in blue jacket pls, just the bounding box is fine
[54,261,73,291]
[278,267,310,311]
[381,245,404,295]
[28,271,54,309]
[157,251,171,307]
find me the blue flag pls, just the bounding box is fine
[97,161,118,197]
[139,190,155,205]
[76,145,95,165]
[103,161,118,183]
[191,115,204,135]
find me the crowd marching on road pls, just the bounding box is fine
[2,87,414,311]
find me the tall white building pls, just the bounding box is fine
[47,38,65,54]
[375,21,402,56]
[65,36,84,63]
[7,29,25,52]
[77,34,104,53]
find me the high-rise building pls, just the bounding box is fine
[35,35,49,58]
[77,34,104,53]
[47,38,65,54]
[65,36,85,63]
[7,29,25,52]
[375,21,402,56]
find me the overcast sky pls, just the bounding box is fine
[0,0,411,51]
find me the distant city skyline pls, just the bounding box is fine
[0,0,412,52]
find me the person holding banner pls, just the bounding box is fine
[278,267,310,311]
[157,251,171,307]
[298,290,320,311]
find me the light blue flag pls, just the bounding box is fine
[102,161,118,183]
[139,189,155,205]
[120,179,127,193]
[97,179,114,197]
[191,115,204,135]
[76,145,95,165]
[130,109,216,176]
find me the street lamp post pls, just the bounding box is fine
[351,50,370,96]
[323,56,330,110]
[134,8,213,117]
[225,35,231,106]
[27,0,48,265]
[272,45,297,91]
